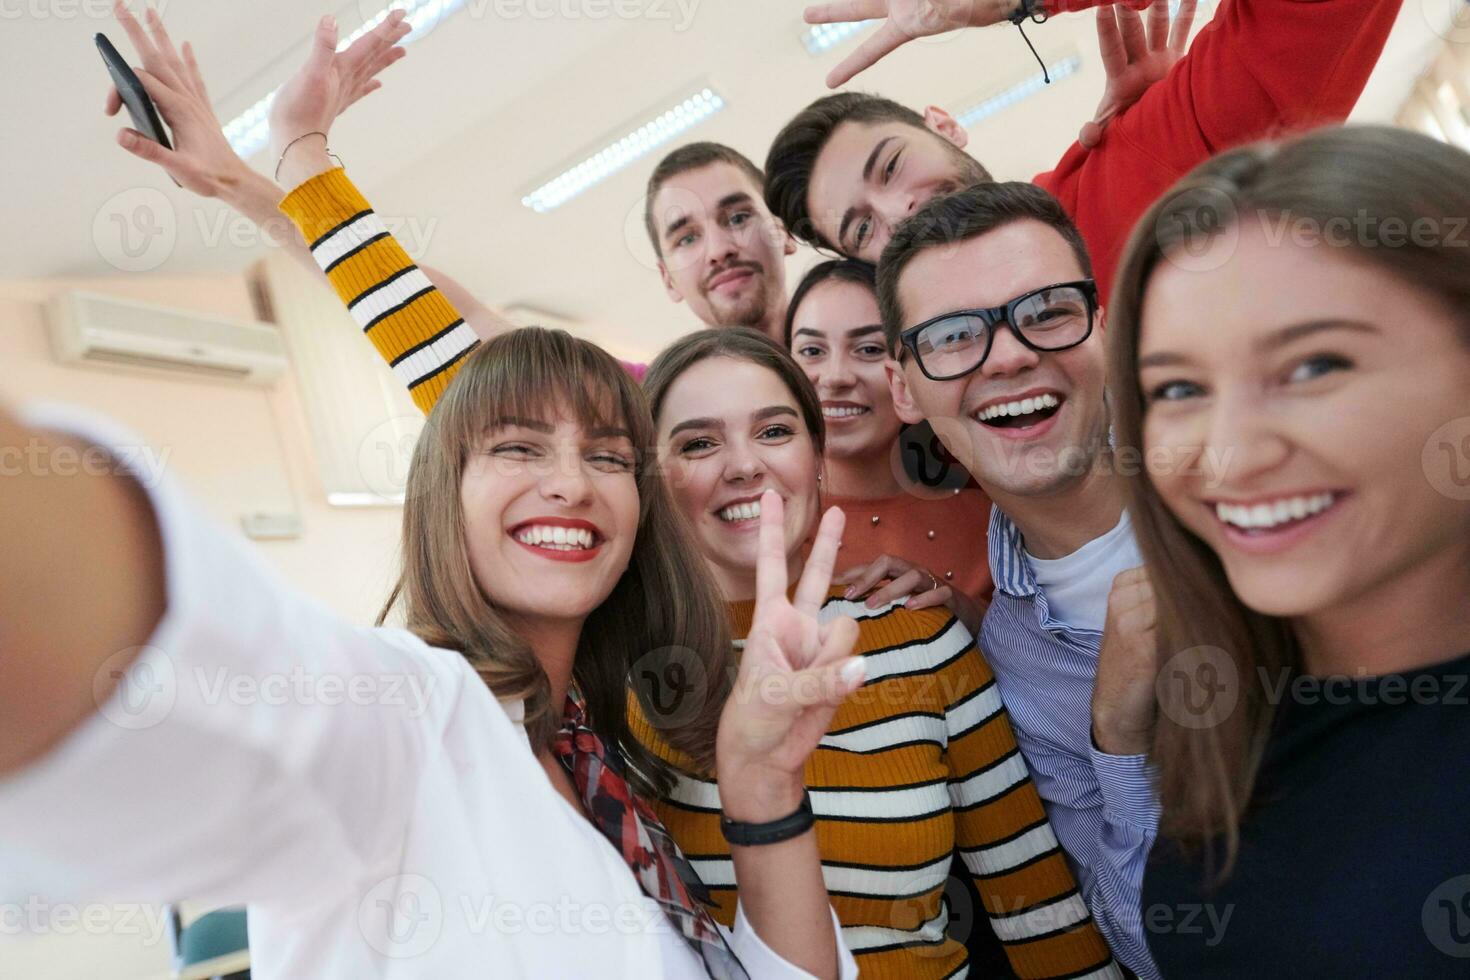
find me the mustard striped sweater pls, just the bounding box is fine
[279,169,479,413]
[279,169,1121,980]
[630,594,1119,980]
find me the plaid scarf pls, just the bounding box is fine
[552,688,748,980]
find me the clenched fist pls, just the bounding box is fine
[1090,566,1159,756]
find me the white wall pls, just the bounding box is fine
[0,272,409,980]
[0,274,408,623]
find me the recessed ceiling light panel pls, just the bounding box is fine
[520,87,727,213]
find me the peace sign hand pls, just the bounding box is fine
[716,491,864,822]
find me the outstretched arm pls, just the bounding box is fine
[279,165,481,416]
[806,0,1150,88]
[0,410,164,777]
[266,16,487,415]
[106,3,514,343]
[1035,0,1403,296]
[0,401,500,914]
[1088,0,1404,174]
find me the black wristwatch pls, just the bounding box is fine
[720,790,815,847]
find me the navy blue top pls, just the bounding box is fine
[1143,649,1470,977]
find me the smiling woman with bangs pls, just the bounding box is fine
[386,326,724,787]
[0,323,863,979]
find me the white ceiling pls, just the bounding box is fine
[2,0,1451,360]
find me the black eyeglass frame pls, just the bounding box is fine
[896,279,1099,382]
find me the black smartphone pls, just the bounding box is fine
[96,32,173,151]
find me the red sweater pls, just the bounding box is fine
[1036,0,1403,299]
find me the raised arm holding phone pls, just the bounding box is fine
[101,1,511,340]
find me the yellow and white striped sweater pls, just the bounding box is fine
[279,169,1121,980]
[631,594,1119,980]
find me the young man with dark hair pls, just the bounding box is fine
[874,181,1165,976]
[768,0,1402,294]
[642,141,796,342]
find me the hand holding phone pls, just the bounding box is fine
[96,32,173,151]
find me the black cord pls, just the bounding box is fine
[1007,0,1052,83]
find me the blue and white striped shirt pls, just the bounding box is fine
[980,506,1162,979]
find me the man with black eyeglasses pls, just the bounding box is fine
[875,180,1163,977]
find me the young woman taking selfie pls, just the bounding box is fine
[82,11,1117,976]
[1107,124,1470,975]
[0,15,866,980]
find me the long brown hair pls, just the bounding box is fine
[1107,125,1470,876]
[380,328,735,795]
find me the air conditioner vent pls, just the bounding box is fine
[83,347,255,380]
[47,290,287,386]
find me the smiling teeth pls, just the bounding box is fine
[719,501,762,523]
[515,525,596,549]
[823,406,869,418]
[1215,493,1336,530]
[977,392,1060,421]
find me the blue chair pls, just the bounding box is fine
[167,905,250,980]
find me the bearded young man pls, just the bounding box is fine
[765,0,1402,298]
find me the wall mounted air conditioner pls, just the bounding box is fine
[47,289,288,386]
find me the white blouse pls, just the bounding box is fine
[0,408,857,980]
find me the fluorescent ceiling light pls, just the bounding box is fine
[222,0,467,159]
[520,87,727,213]
[953,55,1082,128]
[802,19,879,55]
